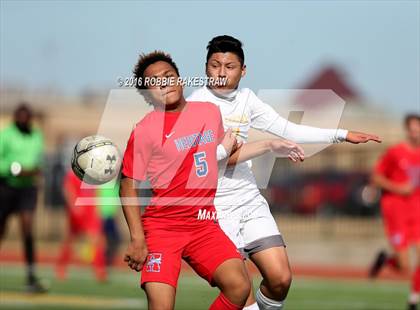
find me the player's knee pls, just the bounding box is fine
[397,258,410,275]
[147,294,174,310]
[222,276,251,305]
[144,283,175,310]
[400,264,410,275]
[148,301,173,310]
[266,269,292,297]
[232,279,251,305]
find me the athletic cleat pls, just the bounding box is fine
[25,279,49,294]
[369,250,387,278]
[408,303,418,310]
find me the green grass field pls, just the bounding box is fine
[0,263,410,310]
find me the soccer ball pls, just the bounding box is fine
[71,135,121,185]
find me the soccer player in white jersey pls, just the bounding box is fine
[187,35,381,310]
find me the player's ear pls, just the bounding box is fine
[205,63,209,75]
[241,65,246,78]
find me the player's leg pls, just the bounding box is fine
[251,246,292,298]
[18,187,47,293]
[370,248,410,283]
[56,208,80,280]
[0,209,11,244]
[242,197,290,309]
[370,207,409,278]
[185,222,250,309]
[143,282,176,310]
[216,204,258,308]
[408,242,420,310]
[140,226,185,310]
[243,264,258,310]
[390,212,412,277]
[87,231,107,282]
[369,249,400,277]
[408,212,420,310]
[396,248,412,276]
[103,217,120,266]
[19,211,47,292]
[83,207,107,282]
[0,180,15,245]
[0,206,12,244]
[211,258,251,309]
[55,232,75,280]
[19,209,36,281]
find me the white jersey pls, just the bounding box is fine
[187,86,348,208]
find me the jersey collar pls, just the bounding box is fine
[205,86,238,102]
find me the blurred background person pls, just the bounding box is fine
[0,103,47,293]
[97,180,121,268]
[370,114,420,310]
[55,169,107,282]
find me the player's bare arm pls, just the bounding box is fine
[371,172,414,196]
[227,139,304,166]
[120,176,148,272]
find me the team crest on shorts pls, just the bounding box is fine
[146,253,163,272]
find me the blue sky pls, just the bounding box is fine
[1,0,419,115]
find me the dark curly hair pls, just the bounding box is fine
[133,50,180,91]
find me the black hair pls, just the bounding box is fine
[206,35,245,66]
[133,50,180,91]
[404,113,420,128]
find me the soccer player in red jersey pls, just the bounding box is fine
[56,169,106,282]
[119,51,304,310]
[370,114,420,310]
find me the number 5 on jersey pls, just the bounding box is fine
[193,152,208,177]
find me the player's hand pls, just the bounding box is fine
[346,131,382,144]
[230,137,242,155]
[270,139,305,162]
[124,238,148,272]
[395,183,414,196]
[221,128,243,156]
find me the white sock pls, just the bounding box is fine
[256,288,284,310]
[409,292,419,304]
[243,302,260,310]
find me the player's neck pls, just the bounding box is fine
[405,139,419,149]
[206,86,238,101]
[158,97,187,113]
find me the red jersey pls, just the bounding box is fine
[64,170,97,207]
[121,101,224,223]
[375,142,420,209]
[63,170,101,234]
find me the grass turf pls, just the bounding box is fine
[0,263,409,310]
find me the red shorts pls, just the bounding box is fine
[140,220,242,288]
[68,206,101,235]
[382,198,420,251]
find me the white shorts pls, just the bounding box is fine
[215,194,285,258]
